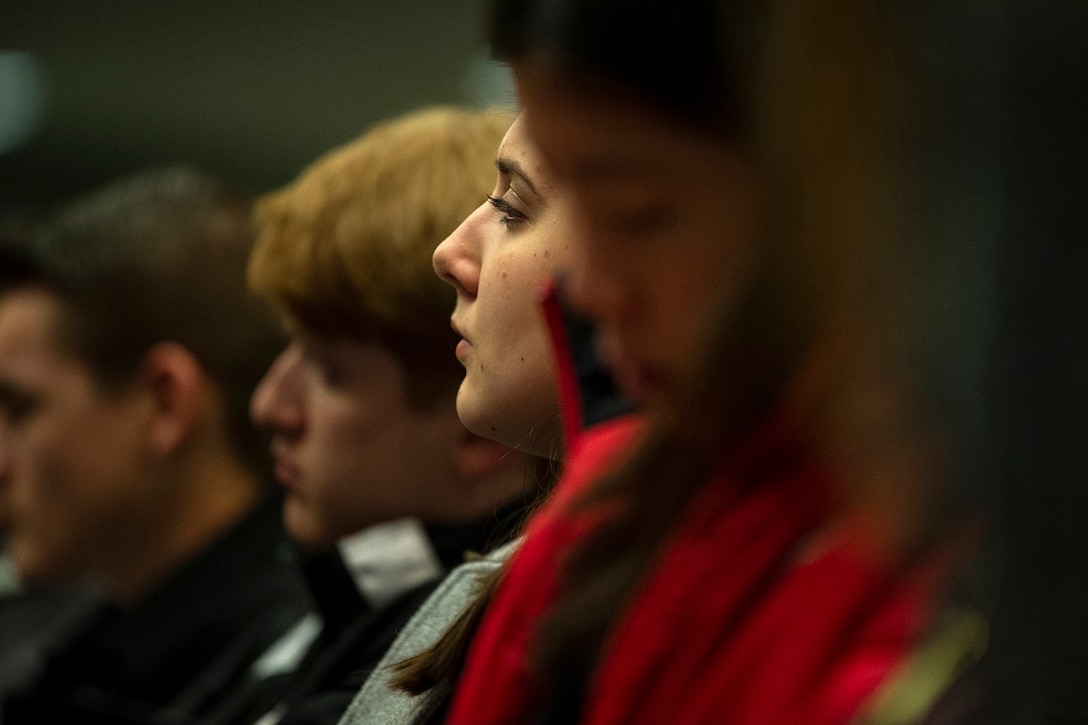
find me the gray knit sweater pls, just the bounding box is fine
[336,541,519,725]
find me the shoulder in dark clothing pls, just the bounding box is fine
[0,496,313,725]
[257,498,535,725]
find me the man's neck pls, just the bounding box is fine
[104,457,262,606]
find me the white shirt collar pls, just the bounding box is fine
[336,518,444,610]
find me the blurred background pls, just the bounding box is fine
[0,0,515,222]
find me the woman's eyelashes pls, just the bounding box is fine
[487,195,528,228]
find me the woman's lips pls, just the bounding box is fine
[611,358,667,403]
[596,335,666,403]
[451,319,472,361]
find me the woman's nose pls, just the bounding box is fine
[433,201,488,298]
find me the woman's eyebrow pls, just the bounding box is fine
[496,158,539,197]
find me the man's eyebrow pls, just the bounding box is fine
[496,158,539,197]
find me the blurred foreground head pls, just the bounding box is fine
[483,0,1012,716]
[490,0,1088,720]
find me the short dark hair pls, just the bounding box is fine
[0,166,285,472]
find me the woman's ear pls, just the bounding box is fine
[139,342,209,458]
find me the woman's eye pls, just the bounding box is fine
[487,195,528,228]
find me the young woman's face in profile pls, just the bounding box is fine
[514,64,765,408]
[433,116,569,456]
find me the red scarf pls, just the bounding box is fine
[446,415,947,725]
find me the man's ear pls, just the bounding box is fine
[453,428,521,486]
[139,342,209,458]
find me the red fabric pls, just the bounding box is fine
[446,415,643,725]
[537,279,585,450]
[446,414,947,725]
[447,285,948,724]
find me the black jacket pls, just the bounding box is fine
[250,503,532,725]
[0,496,313,725]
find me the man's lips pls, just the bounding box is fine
[270,446,302,490]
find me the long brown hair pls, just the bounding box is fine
[489,0,967,715]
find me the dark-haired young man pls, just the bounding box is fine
[0,167,312,723]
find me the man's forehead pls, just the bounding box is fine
[0,289,61,347]
[0,289,77,377]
